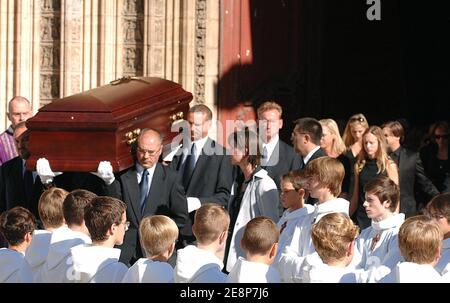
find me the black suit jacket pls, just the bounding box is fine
[169,138,234,239]
[104,163,188,265]
[395,146,439,218]
[0,157,44,217]
[263,139,303,190]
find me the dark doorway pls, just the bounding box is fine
[219,0,449,145]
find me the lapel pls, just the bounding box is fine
[266,140,281,169]
[143,163,166,217]
[122,167,141,222]
[398,147,405,173]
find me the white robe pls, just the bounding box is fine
[351,213,405,273]
[435,238,450,275]
[300,253,362,283]
[226,169,280,272]
[39,226,91,283]
[122,258,174,283]
[19,229,52,283]
[226,257,281,283]
[174,245,226,283]
[69,244,128,283]
[278,198,349,282]
[0,248,25,283]
[275,205,315,264]
[380,262,443,283]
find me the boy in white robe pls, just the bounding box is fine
[227,216,281,283]
[122,215,178,283]
[301,212,361,283]
[423,193,450,275]
[349,176,405,280]
[278,157,350,282]
[70,196,128,283]
[380,215,443,283]
[0,207,36,283]
[20,187,69,282]
[39,189,94,283]
[174,203,229,283]
[276,170,314,265]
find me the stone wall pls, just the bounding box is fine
[0,0,220,136]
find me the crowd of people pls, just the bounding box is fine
[0,96,449,283]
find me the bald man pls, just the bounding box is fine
[100,128,188,266]
[0,97,32,165]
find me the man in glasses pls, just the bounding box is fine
[382,121,439,216]
[96,128,188,266]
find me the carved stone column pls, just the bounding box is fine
[0,1,16,129]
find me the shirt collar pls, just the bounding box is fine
[262,134,279,159]
[187,136,209,154]
[303,146,320,165]
[6,126,14,135]
[136,162,157,177]
[371,213,405,231]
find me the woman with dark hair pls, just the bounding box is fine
[225,127,280,273]
[420,121,449,193]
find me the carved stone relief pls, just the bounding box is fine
[40,0,61,102]
[40,45,60,70]
[71,18,82,41]
[124,19,143,43]
[40,16,60,41]
[195,0,207,104]
[41,0,61,12]
[154,19,164,44]
[40,74,60,99]
[122,0,144,76]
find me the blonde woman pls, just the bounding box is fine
[343,113,370,163]
[320,119,351,199]
[350,126,399,229]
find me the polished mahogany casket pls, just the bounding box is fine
[26,77,192,172]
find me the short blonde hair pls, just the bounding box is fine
[281,170,309,192]
[319,118,346,155]
[193,203,230,245]
[311,213,359,264]
[305,156,345,197]
[241,217,279,255]
[139,215,179,257]
[38,187,69,229]
[398,215,442,264]
[257,101,282,119]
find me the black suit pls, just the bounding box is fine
[0,156,44,217]
[263,139,303,190]
[392,146,439,217]
[104,163,188,266]
[170,138,234,241]
[262,139,302,216]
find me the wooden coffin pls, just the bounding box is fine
[26,77,192,172]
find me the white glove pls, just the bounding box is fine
[36,158,62,184]
[91,161,115,185]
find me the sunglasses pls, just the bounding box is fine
[434,134,449,140]
[350,117,365,123]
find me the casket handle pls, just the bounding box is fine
[169,111,184,123]
[125,128,141,145]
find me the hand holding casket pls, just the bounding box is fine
[36,158,62,184]
[91,161,115,185]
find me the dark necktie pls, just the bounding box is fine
[261,145,268,167]
[182,143,196,189]
[139,169,149,214]
[23,166,34,203]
